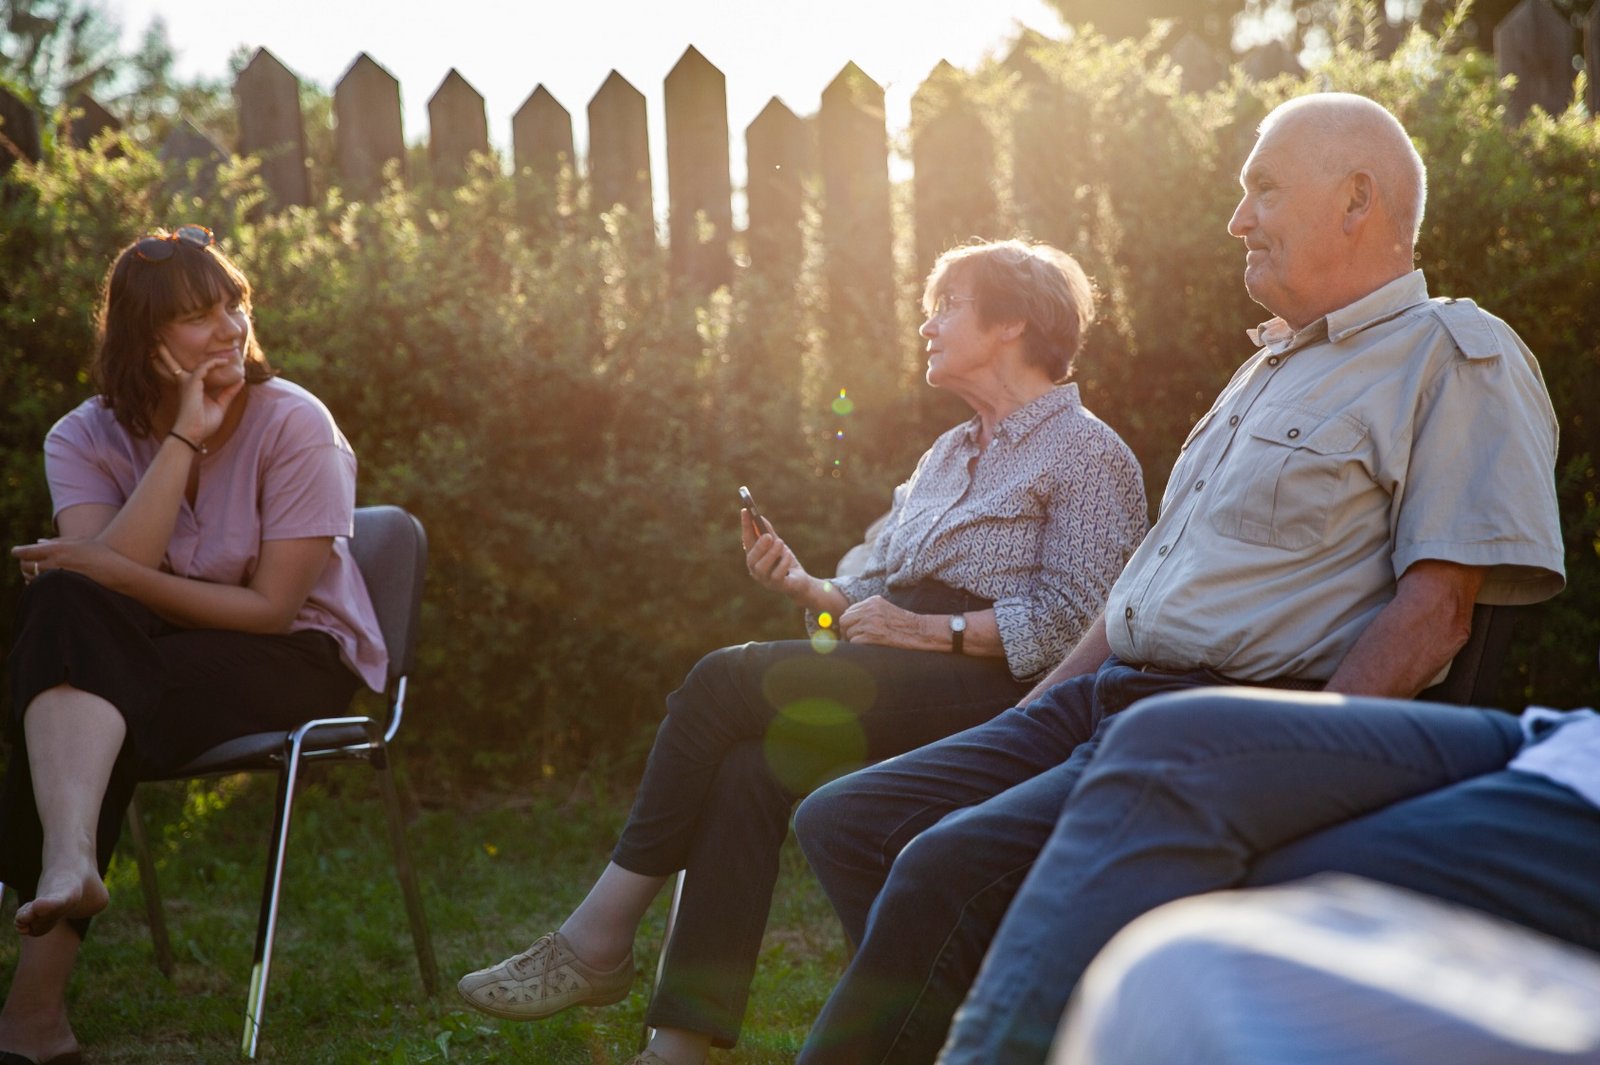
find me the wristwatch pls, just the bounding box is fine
[949,613,967,655]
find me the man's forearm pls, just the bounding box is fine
[1019,612,1111,705]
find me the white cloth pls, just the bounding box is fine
[1511,709,1600,811]
[1056,875,1600,1065]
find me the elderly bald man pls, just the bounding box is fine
[789,92,1565,1065]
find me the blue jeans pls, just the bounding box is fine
[1248,767,1600,950]
[792,658,1227,1064]
[937,688,1526,1065]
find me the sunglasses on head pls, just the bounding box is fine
[134,224,215,263]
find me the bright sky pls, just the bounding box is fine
[106,0,1069,205]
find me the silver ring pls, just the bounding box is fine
[30,561,40,577]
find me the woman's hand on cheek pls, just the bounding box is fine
[172,354,245,443]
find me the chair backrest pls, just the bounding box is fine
[350,505,428,687]
[1418,603,1519,707]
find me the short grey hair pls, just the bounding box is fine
[924,240,1097,382]
[1260,93,1427,248]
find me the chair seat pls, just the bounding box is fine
[162,723,378,778]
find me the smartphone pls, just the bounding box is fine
[739,485,772,535]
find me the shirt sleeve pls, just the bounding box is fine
[1393,312,1565,605]
[991,431,1149,678]
[259,403,357,541]
[42,408,128,519]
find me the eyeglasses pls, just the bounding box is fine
[134,224,215,263]
[927,293,978,320]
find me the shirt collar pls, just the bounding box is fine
[1245,270,1431,354]
[961,382,1081,445]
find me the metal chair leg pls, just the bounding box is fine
[241,753,304,1060]
[375,749,438,995]
[125,792,175,978]
[642,869,687,1049]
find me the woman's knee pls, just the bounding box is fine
[665,644,759,724]
[22,568,112,613]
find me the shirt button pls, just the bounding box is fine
[1287,428,1301,440]
[1194,480,1205,491]
[1228,415,1239,427]
[1125,607,1134,619]
[1267,356,1281,367]
[1158,545,1169,556]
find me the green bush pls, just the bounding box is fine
[2,20,1596,792]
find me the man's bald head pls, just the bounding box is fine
[1258,93,1427,251]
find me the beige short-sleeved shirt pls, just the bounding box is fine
[1105,270,1564,683]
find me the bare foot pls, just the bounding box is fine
[15,868,109,937]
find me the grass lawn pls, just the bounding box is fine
[0,767,850,1063]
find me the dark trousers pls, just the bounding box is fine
[1,570,359,936]
[791,658,1226,1064]
[610,636,1031,1047]
[938,689,1528,1065]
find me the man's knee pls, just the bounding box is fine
[1094,689,1257,760]
[793,772,859,869]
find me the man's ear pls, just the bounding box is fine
[999,319,1026,343]
[1343,170,1376,234]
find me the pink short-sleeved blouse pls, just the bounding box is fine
[42,378,389,692]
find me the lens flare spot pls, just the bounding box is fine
[482,842,499,857]
[836,430,845,440]
[810,628,840,653]
[832,389,855,416]
[763,697,870,794]
[818,612,833,628]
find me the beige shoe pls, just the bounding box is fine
[457,931,634,1020]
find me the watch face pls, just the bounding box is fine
[951,615,967,632]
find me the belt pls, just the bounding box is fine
[1137,662,1324,692]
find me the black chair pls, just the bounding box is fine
[1418,603,1520,706]
[124,504,438,1058]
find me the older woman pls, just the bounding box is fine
[457,239,1148,1065]
[0,227,384,1065]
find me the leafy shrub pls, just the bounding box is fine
[2,19,1596,792]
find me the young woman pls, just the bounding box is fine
[457,240,1149,1065]
[0,226,385,1065]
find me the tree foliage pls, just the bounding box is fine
[3,15,1597,791]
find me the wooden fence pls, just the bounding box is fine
[1,0,1594,307]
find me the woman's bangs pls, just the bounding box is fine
[152,247,249,322]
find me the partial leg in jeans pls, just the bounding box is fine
[793,661,1214,1065]
[1247,768,1600,953]
[938,687,1525,1065]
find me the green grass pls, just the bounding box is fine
[0,769,850,1063]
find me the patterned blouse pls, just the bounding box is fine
[825,384,1148,680]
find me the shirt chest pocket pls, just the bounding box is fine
[1208,405,1369,551]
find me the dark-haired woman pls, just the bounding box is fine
[0,227,385,1065]
[458,239,1149,1065]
